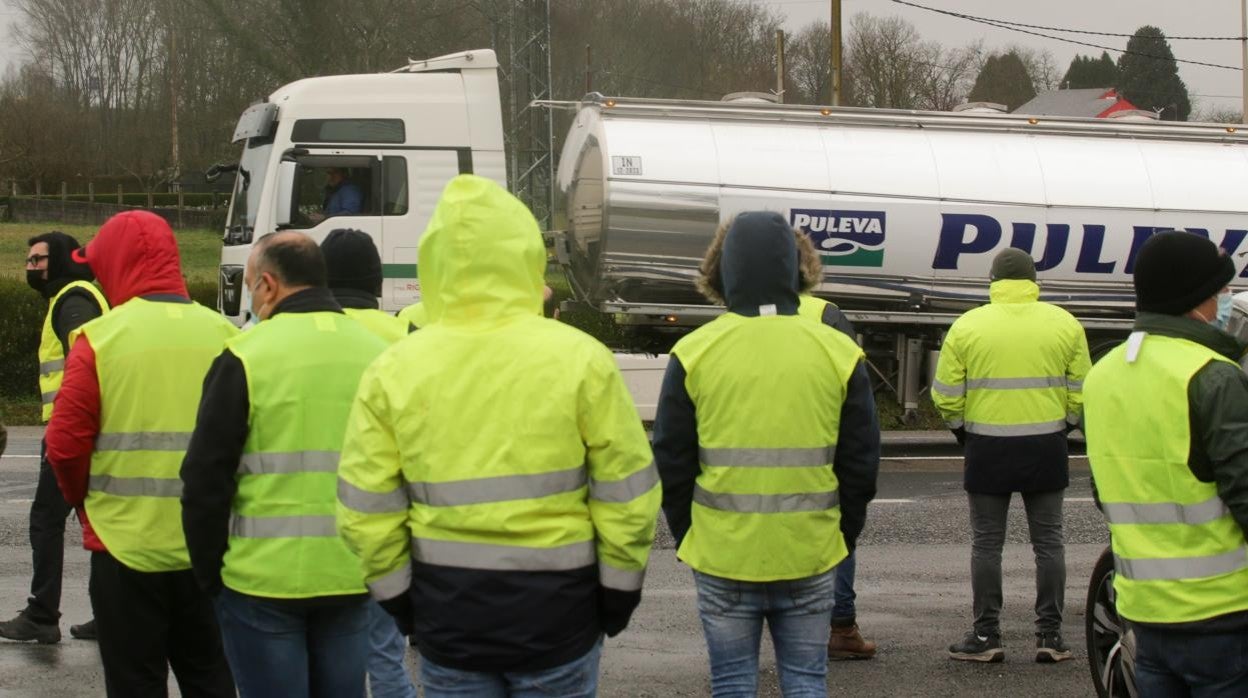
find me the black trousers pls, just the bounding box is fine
[25,441,71,623]
[89,551,235,698]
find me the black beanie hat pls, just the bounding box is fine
[320,228,382,296]
[1134,230,1236,315]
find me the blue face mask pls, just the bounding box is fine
[1215,291,1234,330]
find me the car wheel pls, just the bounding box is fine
[1086,546,1137,697]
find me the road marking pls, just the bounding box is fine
[882,455,1088,461]
[873,498,914,504]
[1066,497,1096,503]
[0,455,40,459]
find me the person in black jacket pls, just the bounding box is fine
[652,212,879,696]
[0,232,103,645]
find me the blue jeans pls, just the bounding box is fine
[832,550,857,623]
[367,601,416,698]
[214,588,370,698]
[694,569,835,698]
[418,639,602,697]
[1134,624,1248,697]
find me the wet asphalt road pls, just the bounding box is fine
[0,428,1107,697]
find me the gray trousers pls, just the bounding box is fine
[968,490,1066,636]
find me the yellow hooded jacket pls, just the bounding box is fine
[336,175,660,671]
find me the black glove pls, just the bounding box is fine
[951,426,967,446]
[599,588,641,638]
[379,591,415,636]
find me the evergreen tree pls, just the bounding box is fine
[1117,26,1190,120]
[1061,51,1118,89]
[968,51,1036,111]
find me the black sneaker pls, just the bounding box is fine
[948,630,1004,663]
[0,612,61,644]
[70,619,97,641]
[1035,632,1072,663]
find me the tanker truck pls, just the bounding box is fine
[212,48,1248,420]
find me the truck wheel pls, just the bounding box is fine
[1085,546,1136,698]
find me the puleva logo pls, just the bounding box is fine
[790,209,886,267]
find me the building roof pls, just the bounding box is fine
[1013,88,1139,118]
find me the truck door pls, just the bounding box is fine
[379,149,467,312]
[275,150,397,296]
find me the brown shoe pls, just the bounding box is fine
[828,623,877,660]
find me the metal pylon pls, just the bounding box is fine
[506,0,554,229]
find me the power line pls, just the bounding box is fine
[892,0,1244,71]
[891,2,1242,41]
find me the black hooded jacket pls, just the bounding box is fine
[29,231,104,353]
[652,212,880,557]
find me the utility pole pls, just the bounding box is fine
[585,44,592,94]
[775,30,785,103]
[830,0,842,106]
[1242,0,1247,122]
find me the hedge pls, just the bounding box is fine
[0,278,218,401]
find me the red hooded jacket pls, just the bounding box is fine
[45,211,191,552]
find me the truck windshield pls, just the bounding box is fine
[223,138,273,246]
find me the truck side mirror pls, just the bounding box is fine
[274,160,297,229]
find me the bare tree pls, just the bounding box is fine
[1008,44,1060,93]
[786,21,830,104]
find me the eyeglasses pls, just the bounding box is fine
[25,254,49,266]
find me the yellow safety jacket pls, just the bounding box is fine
[80,299,237,572]
[337,175,660,602]
[38,281,108,422]
[1085,332,1248,624]
[396,302,427,329]
[344,307,410,343]
[672,311,862,582]
[932,280,1090,437]
[797,294,832,323]
[223,311,387,598]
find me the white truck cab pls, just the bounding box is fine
[216,49,506,324]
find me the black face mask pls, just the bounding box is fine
[26,269,48,294]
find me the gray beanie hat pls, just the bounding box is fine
[990,248,1037,282]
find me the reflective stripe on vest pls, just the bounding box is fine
[672,312,861,582]
[1115,547,1248,582]
[699,445,835,468]
[1085,332,1248,624]
[1102,495,1229,526]
[963,419,1067,437]
[82,298,236,573]
[38,280,108,422]
[222,311,388,599]
[89,474,182,498]
[412,537,596,571]
[339,463,660,512]
[232,514,338,538]
[693,484,839,513]
[240,450,339,475]
[96,431,191,452]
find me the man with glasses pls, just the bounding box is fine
[0,233,107,645]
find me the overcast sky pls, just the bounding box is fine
[763,0,1247,115]
[0,0,1243,115]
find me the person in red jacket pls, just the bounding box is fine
[45,211,236,698]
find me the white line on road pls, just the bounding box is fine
[881,455,1088,461]
[873,498,914,504]
[0,455,39,459]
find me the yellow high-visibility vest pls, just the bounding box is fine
[672,311,862,582]
[1085,332,1248,624]
[81,299,237,572]
[38,281,108,422]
